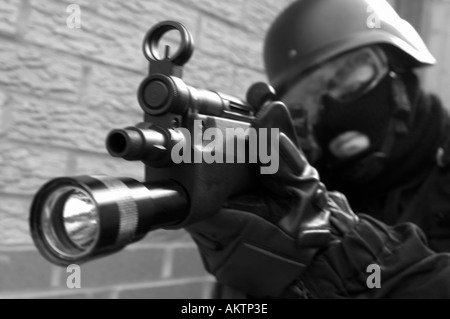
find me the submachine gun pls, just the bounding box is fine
[29,21,295,266]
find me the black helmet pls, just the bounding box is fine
[264,0,436,93]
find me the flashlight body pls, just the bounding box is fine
[30,176,189,266]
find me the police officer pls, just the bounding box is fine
[187,0,450,298]
[264,0,450,253]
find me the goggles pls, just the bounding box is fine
[281,46,389,126]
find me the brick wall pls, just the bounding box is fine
[389,0,450,112]
[0,0,293,299]
[420,0,450,108]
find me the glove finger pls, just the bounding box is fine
[251,100,319,189]
[260,132,320,198]
[252,100,298,144]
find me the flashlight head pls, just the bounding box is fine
[30,176,188,266]
[40,185,100,260]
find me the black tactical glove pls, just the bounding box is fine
[186,101,359,298]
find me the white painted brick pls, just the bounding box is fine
[7,94,141,153]
[0,41,83,102]
[25,0,146,72]
[198,17,263,71]
[60,0,96,9]
[426,1,450,34]
[183,50,235,94]
[0,0,21,35]
[177,0,245,25]
[243,0,294,36]
[422,1,450,112]
[0,91,6,135]
[0,197,33,245]
[98,0,199,37]
[0,142,68,195]
[85,64,143,114]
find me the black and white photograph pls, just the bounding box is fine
[1,0,450,303]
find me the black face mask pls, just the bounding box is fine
[314,74,394,182]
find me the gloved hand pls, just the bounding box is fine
[186,101,359,298]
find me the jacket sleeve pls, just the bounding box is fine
[300,214,450,298]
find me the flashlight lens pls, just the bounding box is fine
[63,190,99,250]
[41,186,100,259]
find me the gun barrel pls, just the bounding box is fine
[106,125,182,168]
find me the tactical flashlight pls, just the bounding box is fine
[29,175,188,266]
